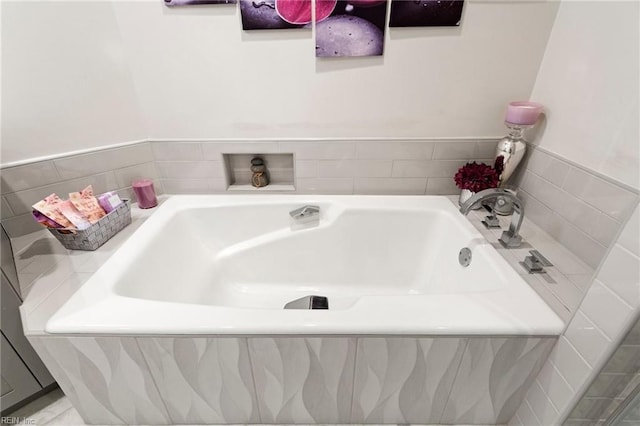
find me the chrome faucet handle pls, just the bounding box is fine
[499,230,523,248]
[521,250,553,274]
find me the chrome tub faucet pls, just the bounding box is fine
[289,205,320,228]
[459,188,525,248]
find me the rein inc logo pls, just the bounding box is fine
[0,417,35,425]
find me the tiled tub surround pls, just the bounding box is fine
[512,145,640,270]
[13,197,599,425]
[462,204,595,323]
[510,203,640,426]
[27,335,555,425]
[1,138,498,237]
[565,315,640,424]
[153,138,498,196]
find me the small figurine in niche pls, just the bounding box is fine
[250,157,269,188]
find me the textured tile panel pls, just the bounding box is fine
[138,337,259,424]
[248,337,356,424]
[442,337,555,425]
[351,337,466,424]
[28,336,171,425]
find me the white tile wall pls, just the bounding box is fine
[0,161,61,193]
[547,337,593,391]
[564,311,611,367]
[598,244,640,306]
[317,160,392,178]
[524,149,570,188]
[515,147,639,268]
[355,141,434,160]
[295,160,318,178]
[279,142,356,160]
[151,142,203,160]
[160,178,224,194]
[517,400,541,426]
[1,197,14,220]
[535,362,573,413]
[53,144,153,180]
[113,162,160,189]
[156,161,225,179]
[296,178,354,194]
[201,141,279,159]
[618,206,639,257]
[353,177,427,195]
[526,380,560,425]
[426,177,460,195]
[579,280,634,341]
[510,203,640,425]
[432,141,476,160]
[562,168,637,222]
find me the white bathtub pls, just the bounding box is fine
[46,195,563,336]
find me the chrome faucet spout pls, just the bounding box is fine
[289,205,320,220]
[459,188,525,248]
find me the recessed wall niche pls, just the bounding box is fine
[223,153,295,191]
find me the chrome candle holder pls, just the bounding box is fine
[495,121,532,186]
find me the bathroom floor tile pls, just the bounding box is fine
[44,407,85,425]
[5,388,71,425]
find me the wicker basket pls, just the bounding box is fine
[48,200,131,251]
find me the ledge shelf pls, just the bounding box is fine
[226,184,296,192]
[223,153,295,191]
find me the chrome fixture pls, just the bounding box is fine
[289,205,320,222]
[459,188,525,248]
[482,211,502,229]
[458,247,472,267]
[521,250,553,274]
[284,295,329,310]
[495,122,530,185]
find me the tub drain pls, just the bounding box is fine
[284,295,329,310]
[459,247,472,267]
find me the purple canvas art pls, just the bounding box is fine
[240,0,319,30]
[315,0,388,57]
[389,0,464,27]
[164,0,236,6]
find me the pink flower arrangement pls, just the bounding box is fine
[454,159,502,193]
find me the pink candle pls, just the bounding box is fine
[132,179,157,209]
[505,101,544,125]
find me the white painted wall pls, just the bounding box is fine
[113,0,558,140]
[530,1,640,190]
[1,0,560,164]
[0,1,147,165]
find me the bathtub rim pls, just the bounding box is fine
[44,194,566,337]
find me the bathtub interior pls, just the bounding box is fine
[113,201,507,310]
